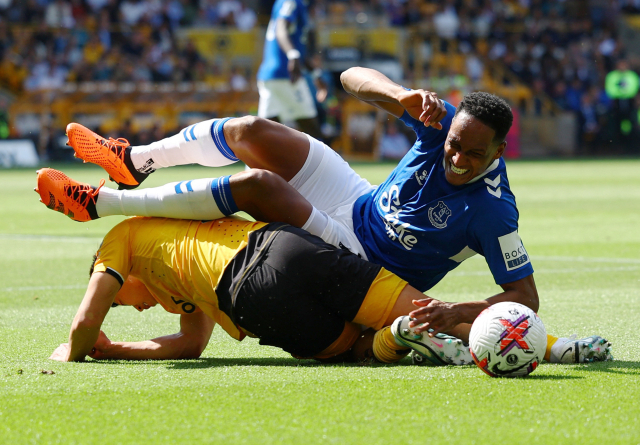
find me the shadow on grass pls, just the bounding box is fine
[88,356,412,369]
[85,357,614,379]
[566,360,640,375]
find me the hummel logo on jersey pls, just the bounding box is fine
[414,169,428,185]
[484,175,501,198]
[428,201,451,229]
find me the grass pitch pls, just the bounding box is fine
[1,160,639,444]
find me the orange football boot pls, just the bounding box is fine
[66,123,148,189]
[35,168,105,222]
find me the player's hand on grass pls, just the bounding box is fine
[398,89,447,130]
[408,298,460,336]
[88,330,112,360]
[49,343,71,362]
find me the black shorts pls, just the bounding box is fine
[216,223,381,358]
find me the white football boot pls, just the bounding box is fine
[549,335,613,363]
[391,316,473,366]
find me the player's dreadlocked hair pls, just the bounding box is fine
[455,92,513,143]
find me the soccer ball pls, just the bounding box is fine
[469,302,547,377]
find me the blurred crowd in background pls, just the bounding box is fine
[1,0,640,160]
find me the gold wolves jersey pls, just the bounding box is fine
[92,217,267,340]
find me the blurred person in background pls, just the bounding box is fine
[605,58,639,154]
[256,0,325,140]
[378,119,411,161]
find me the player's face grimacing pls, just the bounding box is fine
[443,112,506,186]
[113,276,158,312]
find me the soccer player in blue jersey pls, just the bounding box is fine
[48,67,612,365]
[257,0,324,139]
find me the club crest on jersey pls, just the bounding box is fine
[428,201,451,229]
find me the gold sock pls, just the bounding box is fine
[372,327,411,363]
[544,334,560,361]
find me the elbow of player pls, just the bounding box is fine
[340,68,358,91]
[339,70,349,87]
[179,338,207,359]
[527,293,540,313]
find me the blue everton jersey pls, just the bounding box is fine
[352,102,534,292]
[257,0,309,81]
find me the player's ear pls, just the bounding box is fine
[493,141,506,159]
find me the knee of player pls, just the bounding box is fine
[232,169,288,203]
[228,115,265,142]
[246,169,287,194]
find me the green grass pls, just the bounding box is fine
[1,160,639,444]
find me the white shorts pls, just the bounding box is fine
[288,135,375,259]
[257,78,318,121]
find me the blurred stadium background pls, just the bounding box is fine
[1,0,640,167]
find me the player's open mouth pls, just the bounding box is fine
[450,162,469,175]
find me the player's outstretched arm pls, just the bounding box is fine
[89,312,215,361]
[50,272,120,362]
[408,274,539,337]
[340,67,447,129]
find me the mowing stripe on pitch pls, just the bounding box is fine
[1,284,87,292]
[0,234,102,244]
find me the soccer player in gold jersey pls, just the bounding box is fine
[48,214,458,364]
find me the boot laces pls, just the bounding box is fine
[99,137,130,161]
[64,179,106,209]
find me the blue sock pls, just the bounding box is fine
[210,175,239,215]
[210,118,238,162]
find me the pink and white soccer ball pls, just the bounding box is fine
[469,302,547,377]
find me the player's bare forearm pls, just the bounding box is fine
[408,275,538,337]
[275,18,296,54]
[90,312,215,361]
[91,336,201,360]
[340,67,406,116]
[59,272,121,361]
[275,18,301,82]
[341,67,446,127]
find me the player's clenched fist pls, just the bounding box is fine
[398,89,447,130]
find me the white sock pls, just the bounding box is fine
[301,206,329,238]
[95,177,239,220]
[129,118,239,171]
[301,208,350,251]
